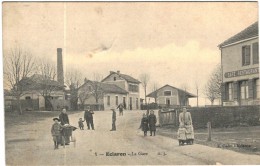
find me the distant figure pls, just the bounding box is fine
[179,107,192,126]
[148,110,157,136]
[117,103,124,116]
[59,108,70,145]
[84,106,95,130]
[51,118,62,149]
[139,113,149,136]
[110,108,116,131]
[78,118,85,130]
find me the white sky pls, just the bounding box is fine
[2,2,258,106]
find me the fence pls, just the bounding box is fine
[158,105,260,129]
[10,99,39,111]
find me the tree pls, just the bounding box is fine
[151,82,159,103]
[204,64,222,105]
[90,73,104,110]
[37,59,61,111]
[65,68,84,110]
[78,79,91,110]
[4,47,36,114]
[139,73,150,105]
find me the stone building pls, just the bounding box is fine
[219,22,259,106]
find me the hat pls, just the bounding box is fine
[53,118,60,121]
[110,108,115,111]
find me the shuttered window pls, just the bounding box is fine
[228,82,233,101]
[240,81,249,99]
[107,96,110,106]
[256,79,260,99]
[253,42,259,64]
[242,45,251,66]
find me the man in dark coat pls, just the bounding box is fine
[84,106,95,130]
[59,108,70,144]
[110,108,116,131]
[148,110,157,136]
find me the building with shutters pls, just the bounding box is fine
[101,71,141,110]
[219,22,259,106]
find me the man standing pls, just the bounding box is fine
[84,106,95,130]
[117,103,124,116]
[179,107,192,126]
[148,110,157,136]
[110,108,116,131]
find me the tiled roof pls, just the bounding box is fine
[219,22,258,48]
[79,80,128,94]
[102,71,141,84]
[18,74,64,90]
[146,84,196,98]
[99,82,128,94]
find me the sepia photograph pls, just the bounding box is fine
[2,1,260,165]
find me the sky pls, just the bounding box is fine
[2,2,258,106]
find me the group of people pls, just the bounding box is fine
[51,106,193,150]
[139,110,157,136]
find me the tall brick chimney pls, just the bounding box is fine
[57,48,64,86]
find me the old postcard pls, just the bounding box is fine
[2,1,260,165]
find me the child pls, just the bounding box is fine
[78,118,85,130]
[51,118,62,150]
[139,113,149,136]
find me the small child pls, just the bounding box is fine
[78,118,85,130]
[51,118,62,150]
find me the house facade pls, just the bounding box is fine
[219,22,259,106]
[77,80,128,110]
[146,84,196,108]
[101,71,141,110]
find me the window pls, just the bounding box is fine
[240,81,249,99]
[227,82,233,100]
[136,98,138,109]
[114,77,116,81]
[164,91,171,96]
[25,96,31,100]
[115,96,118,105]
[242,45,251,66]
[107,96,110,106]
[256,79,260,99]
[253,42,259,64]
[129,84,139,92]
[166,98,171,105]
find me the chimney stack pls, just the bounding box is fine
[57,48,64,87]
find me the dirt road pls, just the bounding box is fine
[5,110,260,165]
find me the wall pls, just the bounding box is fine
[157,86,178,105]
[104,93,127,110]
[102,73,127,90]
[222,38,259,83]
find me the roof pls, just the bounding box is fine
[219,22,258,48]
[99,82,128,94]
[79,80,128,94]
[18,74,64,90]
[102,71,141,84]
[146,84,196,98]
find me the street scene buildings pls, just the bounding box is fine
[2,2,260,165]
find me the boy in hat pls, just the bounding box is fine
[51,118,62,149]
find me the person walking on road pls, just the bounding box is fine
[148,110,157,136]
[117,103,124,116]
[84,106,95,130]
[139,113,149,136]
[110,108,116,131]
